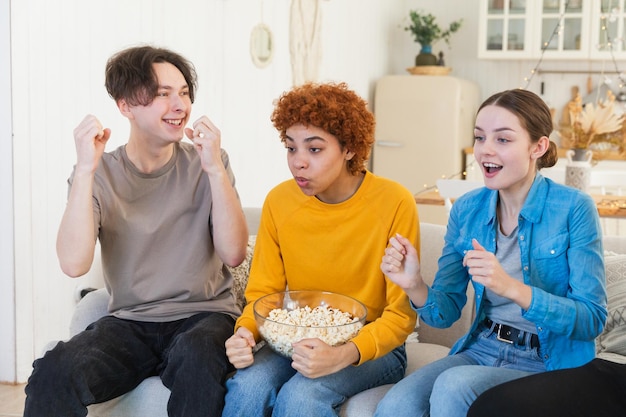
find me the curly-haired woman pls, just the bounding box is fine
[223,82,419,417]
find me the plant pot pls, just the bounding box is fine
[415,45,438,66]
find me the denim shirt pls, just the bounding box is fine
[416,173,607,371]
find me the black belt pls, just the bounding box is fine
[484,318,540,349]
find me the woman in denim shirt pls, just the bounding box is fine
[374,89,607,417]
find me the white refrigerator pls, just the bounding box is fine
[372,75,481,224]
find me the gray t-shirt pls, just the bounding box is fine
[68,142,241,322]
[483,224,537,334]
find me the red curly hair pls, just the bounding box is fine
[271,82,375,175]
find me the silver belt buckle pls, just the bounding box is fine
[496,324,513,344]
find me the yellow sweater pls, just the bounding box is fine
[237,171,419,365]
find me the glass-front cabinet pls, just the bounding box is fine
[478,0,610,60]
[479,0,533,58]
[539,0,588,59]
[590,0,626,59]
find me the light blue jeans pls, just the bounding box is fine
[374,325,546,417]
[223,343,407,417]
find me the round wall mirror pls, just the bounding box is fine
[250,24,274,68]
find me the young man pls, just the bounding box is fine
[24,45,248,417]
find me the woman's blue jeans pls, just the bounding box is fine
[223,343,407,417]
[373,324,546,417]
[24,312,235,417]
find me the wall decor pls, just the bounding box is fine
[250,23,274,68]
[289,0,322,85]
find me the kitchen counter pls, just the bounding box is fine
[415,190,626,219]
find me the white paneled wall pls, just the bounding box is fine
[0,0,15,384]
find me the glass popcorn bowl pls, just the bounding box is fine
[253,290,367,358]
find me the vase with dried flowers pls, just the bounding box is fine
[560,91,624,191]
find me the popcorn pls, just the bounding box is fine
[258,305,364,357]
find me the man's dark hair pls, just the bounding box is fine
[105,45,197,106]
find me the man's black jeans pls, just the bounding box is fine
[24,311,235,417]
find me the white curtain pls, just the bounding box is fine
[289,0,323,86]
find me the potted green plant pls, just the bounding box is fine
[405,10,463,66]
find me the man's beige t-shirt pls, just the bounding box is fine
[68,142,241,322]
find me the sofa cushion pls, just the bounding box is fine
[338,341,449,417]
[404,342,450,374]
[596,254,626,362]
[339,385,391,417]
[227,235,256,311]
[88,377,168,417]
[414,223,475,348]
[70,287,110,337]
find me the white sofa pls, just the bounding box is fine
[58,207,626,417]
